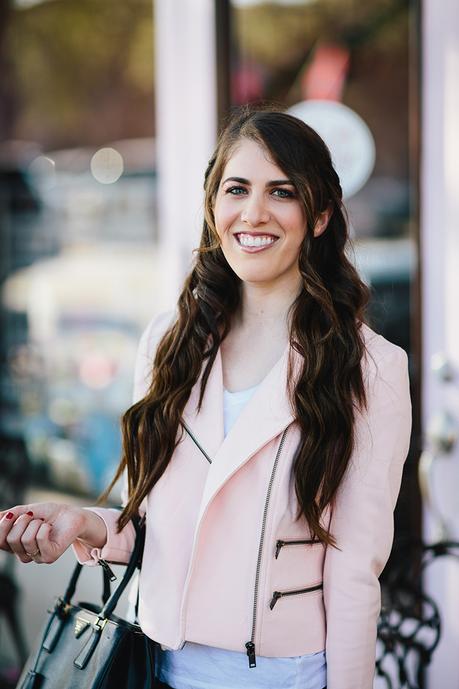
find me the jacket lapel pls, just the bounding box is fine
[181,348,225,461]
[182,342,301,524]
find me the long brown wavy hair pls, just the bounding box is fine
[102,106,370,546]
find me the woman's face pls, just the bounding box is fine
[213,138,307,289]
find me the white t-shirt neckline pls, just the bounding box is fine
[222,383,260,436]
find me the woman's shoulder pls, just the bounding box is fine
[132,309,177,403]
[359,322,408,376]
[357,323,411,448]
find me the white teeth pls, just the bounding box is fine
[236,233,276,247]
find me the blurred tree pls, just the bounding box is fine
[3,0,155,149]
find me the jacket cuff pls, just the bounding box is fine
[71,507,135,565]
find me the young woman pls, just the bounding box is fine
[0,108,411,689]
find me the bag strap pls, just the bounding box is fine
[98,514,145,619]
[59,562,111,606]
[61,561,83,604]
[59,513,145,613]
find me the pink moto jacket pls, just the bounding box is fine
[73,311,412,689]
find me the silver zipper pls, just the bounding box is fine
[275,538,321,559]
[245,426,289,669]
[269,582,323,610]
[182,421,212,464]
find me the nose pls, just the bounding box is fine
[240,192,270,227]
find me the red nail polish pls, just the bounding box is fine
[26,511,34,516]
[6,512,14,520]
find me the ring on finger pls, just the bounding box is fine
[26,548,40,558]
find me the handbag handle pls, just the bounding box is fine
[57,562,111,607]
[23,514,146,683]
[71,514,147,670]
[59,513,145,614]
[98,514,145,619]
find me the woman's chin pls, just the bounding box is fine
[232,269,279,285]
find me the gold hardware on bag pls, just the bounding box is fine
[54,597,72,619]
[93,617,108,631]
[74,617,90,638]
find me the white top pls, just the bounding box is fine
[155,383,327,689]
[222,382,260,435]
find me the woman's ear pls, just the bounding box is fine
[313,205,332,238]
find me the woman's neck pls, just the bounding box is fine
[234,275,302,333]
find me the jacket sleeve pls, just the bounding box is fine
[72,310,175,565]
[323,344,412,689]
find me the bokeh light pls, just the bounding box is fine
[28,155,56,192]
[90,147,124,184]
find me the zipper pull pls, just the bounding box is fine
[269,591,282,610]
[275,540,284,559]
[245,641,256,668]
[99,559,117,582]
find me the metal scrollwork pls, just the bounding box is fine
[376,539,459,688]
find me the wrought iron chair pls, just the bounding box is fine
[376,539,459,689]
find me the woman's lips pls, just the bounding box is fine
[233,232,279,253]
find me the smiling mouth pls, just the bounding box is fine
[234,232,279,248]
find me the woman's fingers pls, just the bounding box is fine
[0,508,36,555]
[0,503,88,564]
[5,512,38,562]
[0,510,16,553]
[0,503,52,552]
[0,503,60,561]
[20,518,46,562]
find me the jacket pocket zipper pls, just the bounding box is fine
[275,538,321,559]
[245,426,289,670]
[269,582,323,610]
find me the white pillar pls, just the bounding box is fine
[422,0,459,685]
[154,0,218,308]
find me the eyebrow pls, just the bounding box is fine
[221,176,295,187]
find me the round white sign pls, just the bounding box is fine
[288,100,376,199]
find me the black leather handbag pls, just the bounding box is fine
[16,516,158,689]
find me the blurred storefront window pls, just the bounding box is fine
[0,0,165,501]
